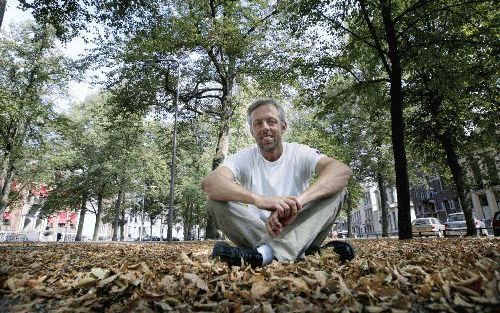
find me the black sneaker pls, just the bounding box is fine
[305,245,321,256]
[321,240,355,263]
[211,242,263,268]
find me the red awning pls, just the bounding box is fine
[70,212,78,224]
[2,211,11,220]
[58,211,68,223]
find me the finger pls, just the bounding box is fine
[266,220,275,237]
[279,200,291,218]
[274,204,285,218]
[272,214,282,230]
[267,216,281,237]
[284,198,297,216]
[289,196,302,211]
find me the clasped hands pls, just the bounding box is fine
[255,195,303,237]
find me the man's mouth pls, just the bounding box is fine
[261,135,273,142]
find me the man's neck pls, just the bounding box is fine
[260,143,284,162]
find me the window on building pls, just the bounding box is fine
[479,194,489,206]
[364,192,370,206]
[387,189,393,204]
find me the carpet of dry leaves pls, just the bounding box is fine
[0,238,498,312]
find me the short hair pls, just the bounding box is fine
[246,99,286,127]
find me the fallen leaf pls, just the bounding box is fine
[314,271,328,288]
[179,252,193,264]
[251,281,271,299]
[283,277,309,292]
[183,273,209,292]
[91,268,110,280]
[76,276,97,287]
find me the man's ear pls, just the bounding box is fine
[281,121,288,132]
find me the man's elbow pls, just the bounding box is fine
[344,165,352,180]
[201,176,211,195]
[334,162,352,187]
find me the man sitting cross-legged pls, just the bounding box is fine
[201,99,354,267]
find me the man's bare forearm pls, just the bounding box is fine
[298,158,351,206]
[201,168,258,204]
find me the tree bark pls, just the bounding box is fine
[428,96,477,236]
[377,171,389,237]
[0,166,14,215]
[438,132,476,235]
[205,114,231,239]
[380,0,412,239]
[92,191,103,241]
[120,207,125,241]
[112,188,123,241]
[0,152,10,191]
[75,193,87,241]
[0,0,6,30]
[347,194,353,238]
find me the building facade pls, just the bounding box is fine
[1,183,185,242]
[336,182,416,237]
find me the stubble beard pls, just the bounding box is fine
[256,133,282,153]
[258,140,279,153]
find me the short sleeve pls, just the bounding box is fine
[221,148,252,184]
[297,144,325,178]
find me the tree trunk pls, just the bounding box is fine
[0,166,14,215]
[205,115,231,240]
[0,0,6,30]
[347,194,353,238]
[93,191,103,241]
[428,96,477,236]
[211,118,230,170]
[112,188,123,241]
[377,171,389,237]
[120,207,125,241]
[75,193,88,241]
[438,132,476,235]
[380,0,412,239]
[183,203,194,241]
[0,152,10,191]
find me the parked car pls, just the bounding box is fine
[337,230,349,238]
[412,218,445,237]
[444,213,488,236]
[141,235,161,241]
[492,211,500,237]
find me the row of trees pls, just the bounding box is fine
[0,0,497,240]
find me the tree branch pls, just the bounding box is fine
[358,0,392,75]
[320,11,382,53]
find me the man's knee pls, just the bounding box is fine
[206,199,227,216]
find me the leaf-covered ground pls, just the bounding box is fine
[0,238,498,312]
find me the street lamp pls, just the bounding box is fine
[144,58,180,242]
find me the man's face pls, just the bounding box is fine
[250,104,287,153]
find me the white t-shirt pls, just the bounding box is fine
[221,142,325,220]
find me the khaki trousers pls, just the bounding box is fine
[207,188,347,261]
